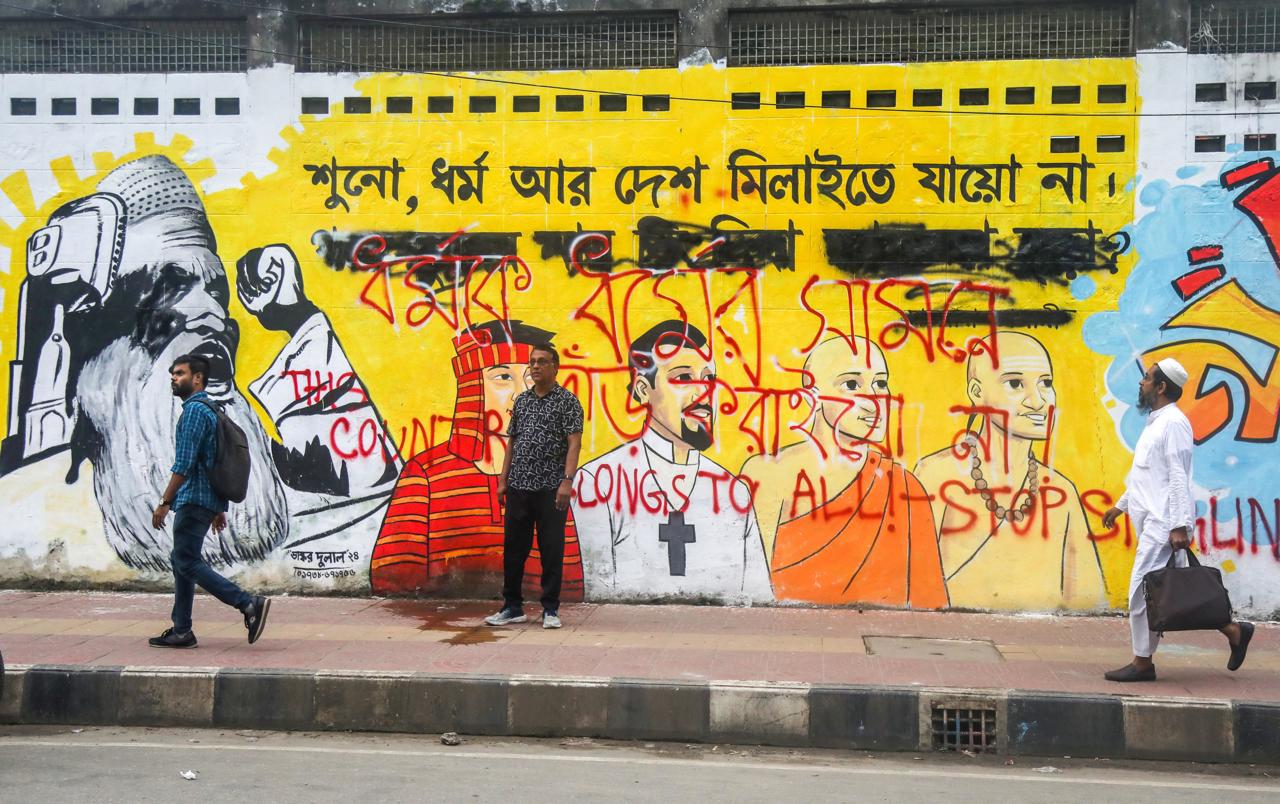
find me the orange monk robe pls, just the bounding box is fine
[770,452,948,608]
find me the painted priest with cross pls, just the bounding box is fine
[573,321,773,604]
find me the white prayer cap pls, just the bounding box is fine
[1156,357,1189,388]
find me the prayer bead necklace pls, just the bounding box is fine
[964,434,1038,523]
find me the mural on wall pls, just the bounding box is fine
[573,321,770,603]
[741,335,947,608]
[370,319,585,598]
[0,155,398,581]
[1086,153,1280,609]
[913,331,1106,611]
[0,58,1272,614]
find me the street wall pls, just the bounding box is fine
[1,54,1277,616]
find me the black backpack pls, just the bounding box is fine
[194,398,251,503]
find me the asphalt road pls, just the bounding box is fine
[1,726,1277,803]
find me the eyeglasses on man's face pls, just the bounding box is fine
[528,357,555,367]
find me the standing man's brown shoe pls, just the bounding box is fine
[1104,663,1157,682]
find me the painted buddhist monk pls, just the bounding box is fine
[369,321,583,597]
[741,336,947,608]
[913,331,1106,611]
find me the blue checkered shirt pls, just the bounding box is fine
[170,391,227,513]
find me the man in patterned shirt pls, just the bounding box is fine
[485,342,584,629]
[369,321,584,598]
[148,354,270,648]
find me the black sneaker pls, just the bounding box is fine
[243,595,271,644]
[149,628,197,649]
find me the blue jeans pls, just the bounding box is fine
[170,504,252,633]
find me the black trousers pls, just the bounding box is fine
[502,487,567,613]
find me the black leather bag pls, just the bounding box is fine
[1142,548,1233,632]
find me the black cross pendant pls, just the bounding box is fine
[658,510,697,576]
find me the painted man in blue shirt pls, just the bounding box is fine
[148,354,271,648]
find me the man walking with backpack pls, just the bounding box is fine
[149,354,270,648]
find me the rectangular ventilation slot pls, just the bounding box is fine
[134,97,159,115]
[732,92,761,110]
[174,98,200,116]
[469,96,496,113]
[1245,81,1278,101]
[932,705,997,753]
[866,89,896,108]
[1196,83,1227,102]
[1098,84,1127,103]
[1050,136,1080,153]
[913,88,942,107]
[11,97,36,116]
[344,97,371,114]
[642,94,669,112]
[428,96,453,114]
[52,97,76,116]
[387,96,413,114]
[1051,85,1081,104]
[555,95,584,112]
[776,91,805,109]
[600,94,627,112]
[1245,133,1277,151]
[821,90,851,108]
[1006,86,1035,105]
[1195,135,1227,153]
[959,88,989,106]
[215,97,240,116]
[513,95,540,113]
[91,97,119,116]
[301,96,328,115]
[1097,135,1126,153]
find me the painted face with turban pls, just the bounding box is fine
[448,320,554,463]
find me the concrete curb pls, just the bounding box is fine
[2,664,1276,764]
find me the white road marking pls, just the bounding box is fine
[0,738,1274,792]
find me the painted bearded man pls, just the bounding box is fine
[572,320,771,603]
[370,320,584,597]
[0,155,398,578]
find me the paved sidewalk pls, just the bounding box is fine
[0,591,1275,700]
[2,591,1278,763]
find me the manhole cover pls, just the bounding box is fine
[863,636,1004,661]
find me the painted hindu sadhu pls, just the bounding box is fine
[913,331,1106,610]
[742,336,947,608]
[369,320,583,597]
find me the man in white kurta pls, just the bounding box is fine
[573,427,772,603]
[1102,357,1253,681]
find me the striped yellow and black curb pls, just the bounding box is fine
[2,664,1277,764]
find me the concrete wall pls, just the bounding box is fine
[0,2,1277,617]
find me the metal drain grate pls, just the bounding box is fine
[931,705,997,752]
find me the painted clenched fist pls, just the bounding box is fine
[236,243,318,334]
